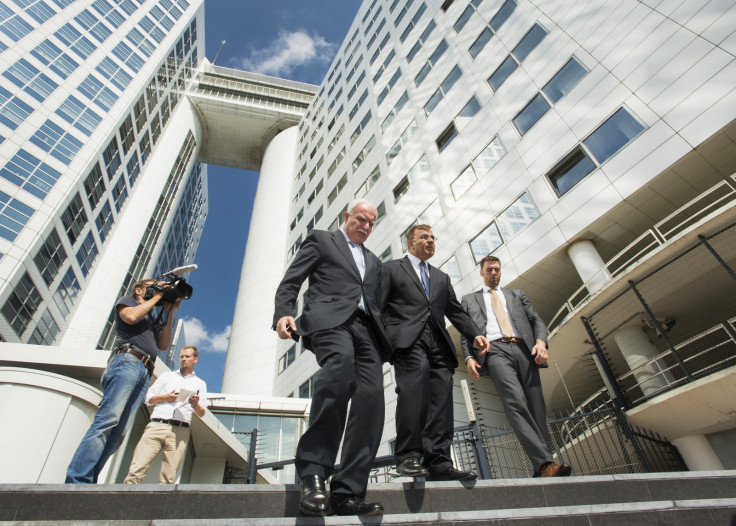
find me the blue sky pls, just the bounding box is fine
[180,1,362,392]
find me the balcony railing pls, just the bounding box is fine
[549,176,736,334]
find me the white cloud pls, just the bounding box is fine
[181,316,231,353]
[229,30,337,77]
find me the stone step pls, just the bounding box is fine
[1,471,734,524]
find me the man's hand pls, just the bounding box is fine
[531,340,548,365]
[150,390,177,405]
[474,335,489,355]
[276,316,296,339]
[189,393,200,408]
[466,357,482,380]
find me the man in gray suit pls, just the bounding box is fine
[461,255,571,478]
[273,199,389,517]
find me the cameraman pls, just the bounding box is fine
[66,277,181,484]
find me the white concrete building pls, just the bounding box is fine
[223,0,736,473]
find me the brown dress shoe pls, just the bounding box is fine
[539,462,572,477]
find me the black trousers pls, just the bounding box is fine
[393,321,455,472]
[295,313,384,500]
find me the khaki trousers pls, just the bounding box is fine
[124,421,190,484]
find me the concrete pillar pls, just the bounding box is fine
[567,239,611,292]
[613,325,673,397]
[671,434,724,471]
[221,127,298,396]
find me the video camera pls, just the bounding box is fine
[143,264,196,306]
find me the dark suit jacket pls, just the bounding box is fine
[460,287,548,363]
[272,229,391,361]
[381,256,482,367]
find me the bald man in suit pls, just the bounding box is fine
[273,199,389,517]
[381,224,488,481]
[461,255,571,478]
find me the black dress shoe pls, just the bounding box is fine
[331,496,384,516]
[428,467,478,481]
[396,456,430,477]
[299,475,330,516]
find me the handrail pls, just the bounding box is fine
[548,179,736,334]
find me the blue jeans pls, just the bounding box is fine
[66,352,150,483]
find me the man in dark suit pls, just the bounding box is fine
[382,224,488,481]
[461,255,571,478]
[273,199,389,517]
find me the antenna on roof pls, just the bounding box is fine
[212,40,226,65]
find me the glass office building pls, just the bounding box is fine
[0,0,207,358]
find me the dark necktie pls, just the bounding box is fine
[419,261,430,298]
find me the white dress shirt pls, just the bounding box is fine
[482,286,520,341]
[146,369,208,423]
[340,228,367,311]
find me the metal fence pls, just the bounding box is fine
[448,401,686,480]
[582,221,736,409]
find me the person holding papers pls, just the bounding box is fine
[124,345,207,484]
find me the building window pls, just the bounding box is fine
[28,309,59,345]
[0,191,34,242]
[132,95,146,135]
[0,149,62,199]
[400,2,427,43]
[307,180,324,205]
[139,131,151,164]
[54,267,80,319]
[299,371,319,398]
[78,74,118,112]
[351,112,372,144]
[0,86,33,130]
[548,108,645,195]
[407,19,436,63]
[583,107,645,164]
[306,206,323,231]
[488,22,548,91]
[30,120,83,165]
[456,95,481,129]
[352,136,375,172]
[34,228,67,286]
[436,122,458,152]
[514,56,588,135]
[382,91,409,131]
[440,255,461,284]
[112,174,128,212]
[472,136,507,176]
[95,200,114,242]
[513,93,551,135]
[425,65,462,115]
[2,272,42,337]
[496,193,539,238]
[56,95,101,136]
[328,174,348,205]
[393,176,410,203]
[119,115,135,155]
[355,165,380,199]
[470,223,503,263]
[451,165,477,200]
[278,345,296,374]
[127,152,141,187]
[61,193,88,245]
[76,231,99,277]
[542,56,588,104]
[547,146,596,196]
[415,39,448,86]
[387,120,418,164]
[103,138,121,179]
